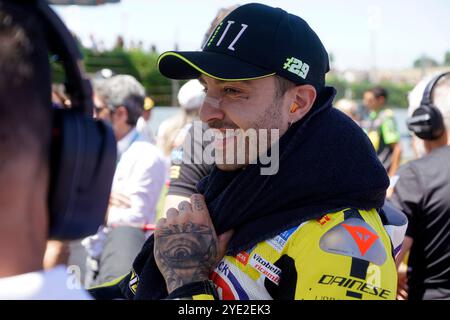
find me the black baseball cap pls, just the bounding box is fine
[157,3,330,91]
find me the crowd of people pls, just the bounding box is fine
[0,0,449,301]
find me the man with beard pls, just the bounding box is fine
[89,3,406,300]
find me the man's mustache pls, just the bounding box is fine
[207,120,239,130]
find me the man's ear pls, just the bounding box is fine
[289,84,317,122]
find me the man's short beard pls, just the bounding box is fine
[215,94,284,172]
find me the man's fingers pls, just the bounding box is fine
[191,194,207,212]
[166,208,179,221]
[178,201,193,215]
[190,194,212,225]
[397,288,408,300]
[156,217,167,227]
[155,217,167,235]
[113,193,131,203]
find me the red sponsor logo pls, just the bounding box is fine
[253,264,280,284]
[236,251,250,265]
[249,254,281,285]
[317,215,331,225]
[342,224,379,256]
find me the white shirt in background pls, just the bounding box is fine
[83,128,167,259]
[0,266,91,300]
[136,116,156,145]
[108,127,166,226]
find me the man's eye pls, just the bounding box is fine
[160,237,207,267]
[224,87,241,94]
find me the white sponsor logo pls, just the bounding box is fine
[249,253,281,285]
[267,235,288,253]
[266,226,299,252]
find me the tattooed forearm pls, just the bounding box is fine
[155,222,218,293]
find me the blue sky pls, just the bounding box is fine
[52,0,450,70]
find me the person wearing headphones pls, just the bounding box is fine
[390,72,450,300]
[0,0,115,299]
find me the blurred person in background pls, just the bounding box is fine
[51,83,70,109]
[0,0,115,299]
[82,75,166,287]
[390,72,450,300]
[335,98,360,123]
[156,79,205,159]
[361,87,402,177]
[0,2,81,299]
[136,96,156,144]
[157,80,207,218]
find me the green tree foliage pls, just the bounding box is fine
[51,46,173,106]
[83,47,141,80]
[378,81,414,108]
[325,74,347,101]
[51,44,415,108]
[127,49,172,105]
[50,56,66,84]
[413,55,439,68]
[444,51,450,66]
[326,75,413,108]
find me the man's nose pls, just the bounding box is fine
[199,96,225,123]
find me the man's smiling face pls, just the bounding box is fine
[199,75,290,171]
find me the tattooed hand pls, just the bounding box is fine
[154,194,233,294]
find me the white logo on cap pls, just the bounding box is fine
[216,20,248,51]
[283,57,310,79]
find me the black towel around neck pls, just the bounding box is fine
[132,87,389,299]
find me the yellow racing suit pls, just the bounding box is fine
[89,206,406,300]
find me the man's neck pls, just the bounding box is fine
[0,163,48,278]
[0,247,44,278]
[371,106,384,114]
[0,209,46,278]
[115,124,133,141]
[425,132,449,153]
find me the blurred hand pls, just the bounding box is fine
[109,193,132,209]
[386,186,394,199]
[154,194,233,294]
[104,193,132,224]
[43,240,70,270]
[397,262,409,300]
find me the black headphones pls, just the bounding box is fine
[6,0,117,240]
[406,72,448,140]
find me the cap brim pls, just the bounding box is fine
[157,51,275,81]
